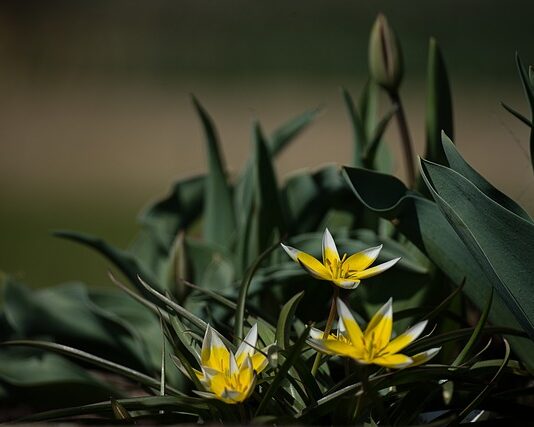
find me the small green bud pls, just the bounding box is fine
[368,14,404,92]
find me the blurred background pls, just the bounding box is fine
[1,0,533,288]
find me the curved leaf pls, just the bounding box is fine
[192,96,236,250]
[420,158,534,340]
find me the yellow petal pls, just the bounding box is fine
[297,251,331,280]
[336,298,364,345]
[352,258,400,280]
[202,326,230,372]
[238,356,254,387]
[251,351,268,373]
[364,298,393,350]
[410,347,441,367]
[372,353,413,368]
[384,320,428,355]
[345,244,382,271]
[322,228,340,265]
[309,338,360,359]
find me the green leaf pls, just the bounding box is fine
[1,340,182,395]
[255,324,312,416]
[137,175,204,250]
[276,291,304,350]
[269,107,321,156]
[0,348,117,408]
[420,159,534,340]
[453,288,493,367]
[440,134,532,222]
[192,96,236,250]
[234,241,280,343]
[342,166,534,367]
[19,395,209,422]
[457,340,511,422]
[237,124,285,271]
[54,230,161,292]
[342,87,366,167]
[424,38,453,166]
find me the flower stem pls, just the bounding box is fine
[389,90,416,188]
[311,287,340,376]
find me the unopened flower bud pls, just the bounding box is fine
[368,14,404,92]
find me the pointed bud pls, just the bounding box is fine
[368,14,404,92]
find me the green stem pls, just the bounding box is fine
[389,91,416,188]
[311,287,340,376]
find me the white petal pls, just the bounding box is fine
[334,279,361,289]
[322,228,340,263]
[354,258,401,279]
[403,320,428,342]
[310,327,325,339]
[236,324,258,361]
[281,243,299,262]
[336,298,357,325]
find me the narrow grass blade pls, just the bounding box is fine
[276,291,304,350]
[255,324,312,416]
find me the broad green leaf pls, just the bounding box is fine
[192,96,236,250]
[420,159,534,340]
[0,348,117,408]
[342,166,534,367]
[3,280,155,372]
[137,175,205,250]
[424,38,453,166]
[441,134,531,222]
[276,291,304,350]
[1,340,181,395]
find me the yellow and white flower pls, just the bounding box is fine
[194,324,268,404]
[308,298,440,368]
[281,228,400,289]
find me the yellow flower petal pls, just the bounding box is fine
[251,352,268,373]
[364,298,393,350]
[309,338,360,359]
[352,258,400,280]
[297,251,331,280]
[322,228,340,265]
[201,325,230,372]
[336,298,364,345]
[345,244,383,271]
[372,353,413,368]
[384,320,428,355]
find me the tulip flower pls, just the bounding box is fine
[194,324,268,404]
[281,228,400,289]
[309,298,440,368]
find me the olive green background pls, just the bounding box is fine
[1,0,533,287]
